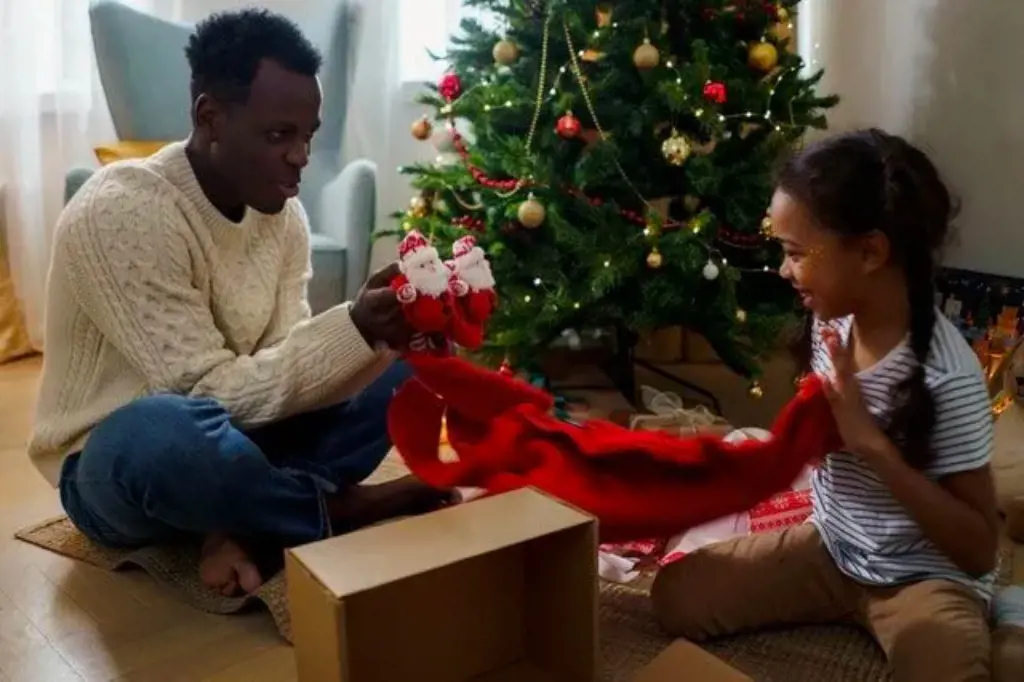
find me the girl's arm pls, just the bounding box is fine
[861,439,999,577]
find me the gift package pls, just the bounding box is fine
[629,385,733,437]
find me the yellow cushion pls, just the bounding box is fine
[93,141,170,166]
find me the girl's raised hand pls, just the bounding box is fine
[821,327,888,459]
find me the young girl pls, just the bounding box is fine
[651,129,1023,681]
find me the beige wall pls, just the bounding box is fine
[801,0,1024,277]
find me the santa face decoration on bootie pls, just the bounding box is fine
[445,235,498,350]
[392,230,452,335]
[391,230,498,354]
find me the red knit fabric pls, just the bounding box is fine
[388,355,842,543]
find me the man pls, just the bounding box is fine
[29,9,448,596]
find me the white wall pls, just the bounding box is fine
[801,0,1024,277]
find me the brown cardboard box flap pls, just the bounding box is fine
[290,487,593,597]
[634,639,752,681]
[287,488,599,682]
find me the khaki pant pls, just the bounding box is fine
[651,524,1024,682]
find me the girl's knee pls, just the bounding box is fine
[650,556,714,641]
[992,625,1024,682]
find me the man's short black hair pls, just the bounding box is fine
[185,9,322,104]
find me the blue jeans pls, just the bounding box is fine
[58,362,411,549]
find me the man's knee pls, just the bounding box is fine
[82,394,225,479]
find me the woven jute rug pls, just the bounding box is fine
[13,452,1016,681]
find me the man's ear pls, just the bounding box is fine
[860,230,891,275]
[192,93,223,141]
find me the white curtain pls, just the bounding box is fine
[0,0,188,350]
[1,0,110,350]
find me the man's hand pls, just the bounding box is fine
[350,262,414,349]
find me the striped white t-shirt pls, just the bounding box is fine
[809,311,996,599]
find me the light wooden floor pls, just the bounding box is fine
[0,356,297,682]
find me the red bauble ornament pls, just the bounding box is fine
[703,81,727,104]
[555,112,582,139]
[438,73,462,101]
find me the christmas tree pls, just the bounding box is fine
[382,0,838,382]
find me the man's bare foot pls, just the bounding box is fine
[327,475,456,534]
[199,533,263,597]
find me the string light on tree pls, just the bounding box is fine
[736,309,748,323]
[409,195,428,218]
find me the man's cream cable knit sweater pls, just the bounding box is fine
[30,141,393,486]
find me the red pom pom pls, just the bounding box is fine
[555,112,582,139]
[438,73,462,101]
[703,81,727,104]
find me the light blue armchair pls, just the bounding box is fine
[66,0,376,312]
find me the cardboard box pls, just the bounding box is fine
[286,488,598,682]
[633,639,753,681]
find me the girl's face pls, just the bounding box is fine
[770,189,879,320]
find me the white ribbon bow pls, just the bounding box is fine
[632,385,731,434]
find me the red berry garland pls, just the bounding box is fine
[452,215,486,231]
[445,122,767,246]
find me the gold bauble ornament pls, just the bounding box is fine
[661,129,692,166]
[409,195,428,218]
[760,216,774,236]
[633,38,660,70]
[517,193,546,228]
[683,194,702,214]
[748,41,779,72]
[646,248,664,269]
[748,382,764,399]
[777,6,790,22]
[769,21,794,44]
[493,39,519,66]
[411,116,432,140]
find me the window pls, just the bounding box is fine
[398,0,497,83]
